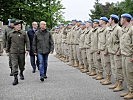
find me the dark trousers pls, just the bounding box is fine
[38,53,49,77]
[30,55,39,71]
[11,53,25,75]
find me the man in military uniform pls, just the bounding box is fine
[57,24,64,60]
[120,13,133,99]
[65,24,73,62]
[98,17,111,85]
[0,28,3,56]
[107,14,124,92]
[67,21,77,66]
[73,20,82,67]
[90,19,102,79]
[53,27,59,57]
[6,21,30,85]
[3,19,15,76]
[80,20,92,73]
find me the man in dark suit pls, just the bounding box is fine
[27,22,39,73]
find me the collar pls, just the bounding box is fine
[122,25,131,33]
[12,30,22,34]
[99,27,106,32]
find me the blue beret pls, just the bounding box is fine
[110,14,119,20]
[121,13,132,19]
[100,17,109,22]
[93,19,99,23]
[80,22,85,25]
[86,20,92,23]
[72,19,77,22]
[78,20,82,23]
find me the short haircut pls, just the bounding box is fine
[111,17,119,23]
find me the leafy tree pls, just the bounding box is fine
[0,0,65,29]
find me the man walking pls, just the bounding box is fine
[6,21,30,85]
[33,21,54,82]
[27,22,39,73]
[3,19,15,76]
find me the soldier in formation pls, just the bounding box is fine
[53,13,133,99]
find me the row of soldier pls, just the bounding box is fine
[53,13,133,99]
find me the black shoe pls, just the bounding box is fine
[32,70,36,73]
[12,76,18,85]
[40,77,44,82]
[10,73,13,76]
[20,71,24,80]
[44,75,47,79]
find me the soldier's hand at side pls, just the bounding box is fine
[116,51,120,56]
[130,58,133,63]
[97,51,100,54]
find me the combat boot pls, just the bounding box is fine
[80,67,89,73]
[96,72,103,80]
[75,61,79,67]
[78,64,84,70]
[89,69,97,76]
[20,71,24,80]
[124,91,133,99]
[109,80,119,89]
[74,60,78,67]
[120,91,129,97]
[113,80,123,92]
[12,75,18,85]
[72,60,75,67]
[86,71,91,75]
[65,56,69,62]
[101,75,111,85]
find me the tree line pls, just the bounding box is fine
[89,0,133,19]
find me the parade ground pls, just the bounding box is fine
[0,54,128,100]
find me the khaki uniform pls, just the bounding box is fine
[98,27,111,75]
[68,27,75,65]
[73,26,81,63]
[81,28,91,70]
[84,28,93,71]
[90,27,102,72]
[61,28,67,57]
[53,32,58,55]
[79,29,87,67]
[107,24,124,81]
[65,28,71,59]
[75,28,83,66]
[120,25,133,92]
[57,29,63,56]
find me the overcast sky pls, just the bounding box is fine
[62,0,123,21]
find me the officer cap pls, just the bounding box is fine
[10,19,16,23]
[110,14,119,20]
[14,21,22,25]
[100,17,109,22]
[121,13,132,20]
[93,19,99,23]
